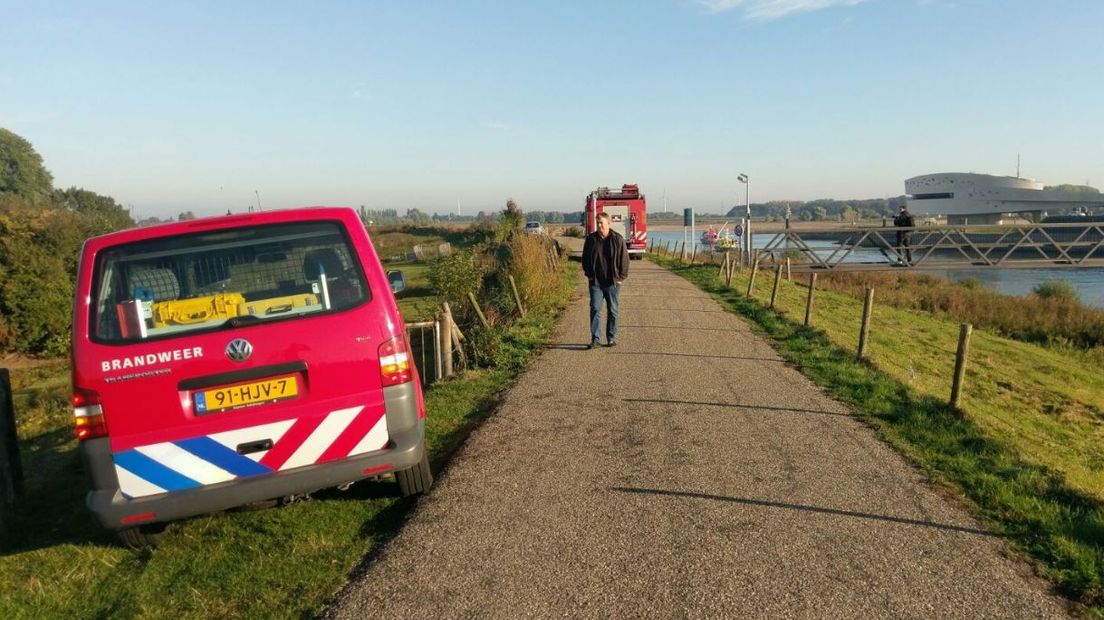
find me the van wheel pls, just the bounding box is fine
[396,452,433,497]
[117,522,168,549]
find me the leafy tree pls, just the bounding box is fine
[56,186,134,235]
[178,211,197,221]
[0,194,79,354]
[0,128,54,205]
[404,208,431,224]
[498,198,524,242]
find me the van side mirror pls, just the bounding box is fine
[387,270,406,294]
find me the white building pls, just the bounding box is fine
[904,173,1104,224]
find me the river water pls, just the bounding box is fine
[646,230,1104,308]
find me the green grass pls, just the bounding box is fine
[653,253,1104,614]
[0,233,577,619]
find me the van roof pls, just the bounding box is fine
[83,207,362,253]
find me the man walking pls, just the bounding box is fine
[582,212,629,349]
[893,204,915,265]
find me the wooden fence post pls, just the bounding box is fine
[769,264,783,309]
[439,308,454,379]
[508,275,526,317]
[443,302,467,371]
[950,323,973,409]
[804,273,817,326]
[468,292,490,329]
[0,368,23,533]
[746,255,760,298]
[690,245,698,265]
[857,286,875,359]
[433,317,443,381]
[785,257,791,281]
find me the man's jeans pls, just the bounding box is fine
[589,281,621,344]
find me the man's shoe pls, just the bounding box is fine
[587,341,599,350]
[607,341,617,347]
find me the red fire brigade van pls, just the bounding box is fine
[584,184,648,258]
[72,207,432,547]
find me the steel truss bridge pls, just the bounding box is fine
[754,222,1104,272]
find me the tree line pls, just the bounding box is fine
[0,128,135,355]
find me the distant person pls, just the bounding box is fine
[893,205,915,264]
[582,212,629,349]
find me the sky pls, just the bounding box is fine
[2,0,1102,218]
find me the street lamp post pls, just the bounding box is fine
[738,173,750,263]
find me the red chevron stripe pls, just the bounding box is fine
[258,415,325,470]
[316,406,387,463]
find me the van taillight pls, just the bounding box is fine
[73,388,108,441]
[378,336,413,385]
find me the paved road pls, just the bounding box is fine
[329,256,1069,618]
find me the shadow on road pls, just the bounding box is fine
[612,352,785,363]
[543,344,592,351]
[618,324,741,332]
[622,398,850,418]
[609,487,997,537]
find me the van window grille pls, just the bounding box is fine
[91,221,371,343]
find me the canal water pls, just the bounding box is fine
[646,230,1104,308]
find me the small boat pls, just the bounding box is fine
[701,222,738,251]
[715,230,738,250]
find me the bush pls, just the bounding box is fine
[505,235,560,313]
[563,226,584,238]
[427,250,484,310]
[957,277,984,290]
[0,199,83,355]
[1033,279,1078,302]
[467,325,506,368]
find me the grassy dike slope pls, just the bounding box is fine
[0,245,576,619]
[651,253,1104,614]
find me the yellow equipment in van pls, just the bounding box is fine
[240,293,319,318]
[151,293,245,327]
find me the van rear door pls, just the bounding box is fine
[77,218,394,498]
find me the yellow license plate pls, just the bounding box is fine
[195,376,298,414]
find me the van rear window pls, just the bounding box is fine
[91,221,370,343]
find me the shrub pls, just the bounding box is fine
[506,234,559,313]
[467,325,506,368]
[563,226,584,238]
[957,277,984,290]
[427,250,484,310]
[497,199,524,242]
[1033,279,1079,302]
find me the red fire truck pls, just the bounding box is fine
[584,184,648,259]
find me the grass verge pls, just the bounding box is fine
[0,243,576,619]
[652,253,1104,615]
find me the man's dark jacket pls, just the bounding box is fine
[893,210,915,242]
[582,230,629,287]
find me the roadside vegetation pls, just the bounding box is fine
[816,270,1104,354]
[0,163,575,617]
[650,252,1104,614]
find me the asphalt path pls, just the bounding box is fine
[328,253,1070,618]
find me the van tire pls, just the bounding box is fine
[117,523,168,549]
[396,452,433,497]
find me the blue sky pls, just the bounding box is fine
[2,0,1102,218]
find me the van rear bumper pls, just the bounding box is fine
[83,422,425,530]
